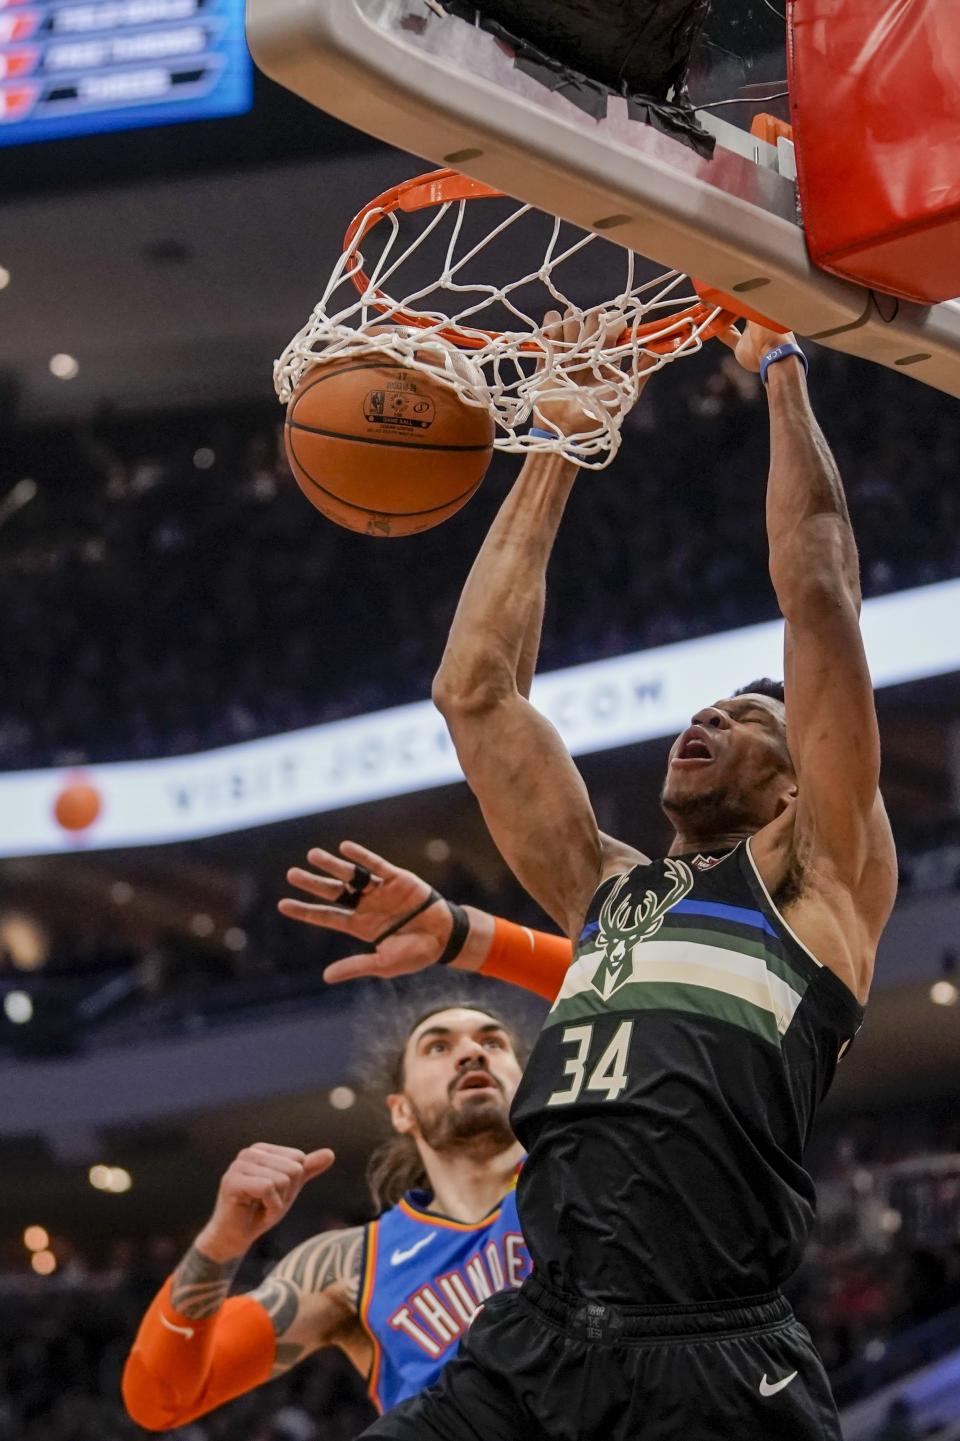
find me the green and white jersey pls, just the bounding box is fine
[510,841,863,1306]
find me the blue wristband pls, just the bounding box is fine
[759,342,808,385]
[528,426,589,464]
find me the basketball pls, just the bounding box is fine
[53,780,102,832]
[284,349,495,538]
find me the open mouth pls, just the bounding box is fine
[454,1072,501,1097]
[672,727,715,767]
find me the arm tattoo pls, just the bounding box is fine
[250,1227,365,1376]
[169,1229,364,1381]
[254,1277,299,1335]
[272,1226,364,1311]
[171,1245,243,1319]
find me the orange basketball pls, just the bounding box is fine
[54,781,102,832]
[284,351,494,537]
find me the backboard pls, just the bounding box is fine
[246,0,960,400]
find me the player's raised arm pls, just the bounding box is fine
[730,325,896,936]
[432,313,647,938]
[122,1144,363,1431]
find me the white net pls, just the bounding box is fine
[275,171,733,470]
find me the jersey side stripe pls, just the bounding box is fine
[357,1221,384,1412]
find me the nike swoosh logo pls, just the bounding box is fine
[759,1371,798,1397]
[160,1313,195,1340]
[390,1232,437,1265]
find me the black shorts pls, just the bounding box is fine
[361,1276,842,1441]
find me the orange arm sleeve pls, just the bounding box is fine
[121,1275,276,1431]
[478,916,573,1002]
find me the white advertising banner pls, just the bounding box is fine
[3,577,959,857]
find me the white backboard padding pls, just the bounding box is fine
[247,0,960,399]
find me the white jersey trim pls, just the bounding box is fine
[744,836,823,970]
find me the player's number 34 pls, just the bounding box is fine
[546,1021,634,1106]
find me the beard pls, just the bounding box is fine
[660,779,758,836]
[409,1086,515,1154]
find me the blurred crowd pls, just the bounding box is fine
[790,1133,960,1403]
[0,1231,372,1441]
[3,346,960,770]
[4,1133,960,1441]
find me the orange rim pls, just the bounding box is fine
[343,168,743,356]
[691,278,790,336]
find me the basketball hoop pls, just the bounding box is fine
[275,168,745,468]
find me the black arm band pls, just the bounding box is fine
[373,889,442,946]
[436,900,471,966]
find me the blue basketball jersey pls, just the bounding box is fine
[358,1179,530,1414]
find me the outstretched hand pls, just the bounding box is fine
[278,840,455,984]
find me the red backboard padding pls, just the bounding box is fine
[788,0,960,305]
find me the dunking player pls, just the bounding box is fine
[286,316,898,1440]
[122,992,533,1430]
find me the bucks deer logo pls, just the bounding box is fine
[589,859,694,1000]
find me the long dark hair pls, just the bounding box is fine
[358,975,531,1212]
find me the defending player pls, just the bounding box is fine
[121,994,531,1430]
[291,316,898,1440]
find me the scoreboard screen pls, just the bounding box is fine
[0,0,252,147]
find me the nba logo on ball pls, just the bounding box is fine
[362,383,436,430]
